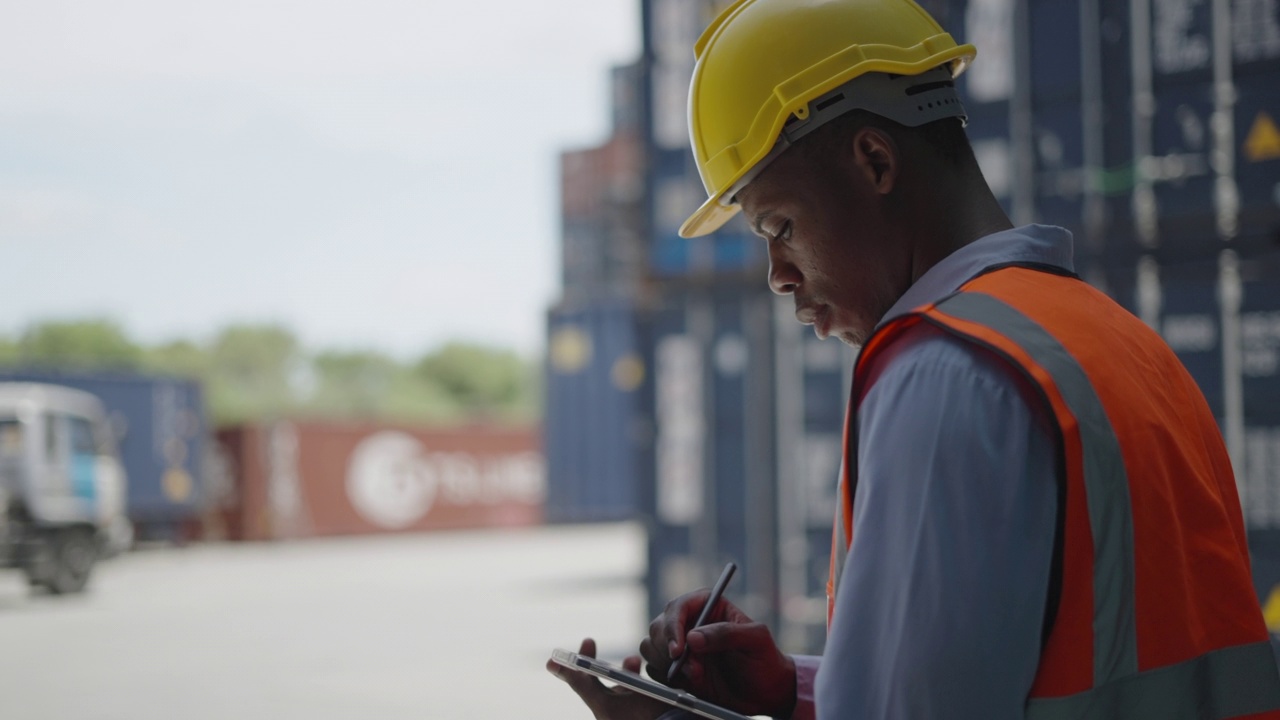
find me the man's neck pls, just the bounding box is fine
[905,172,1013,284]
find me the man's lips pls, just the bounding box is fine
[796,305,831,339]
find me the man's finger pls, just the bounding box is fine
[547,638,615,717]
[622,655,643,673]
[661,590,710,658]
[686,621,772,654]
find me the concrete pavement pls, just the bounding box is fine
[0,522,647,720]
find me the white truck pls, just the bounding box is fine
[0,383,130,594]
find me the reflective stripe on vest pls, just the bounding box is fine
[827,267,1280,717]
[940,291,1139,686]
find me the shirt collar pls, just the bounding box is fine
[878,224,1075,328]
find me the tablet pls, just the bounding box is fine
[550,648,753,720]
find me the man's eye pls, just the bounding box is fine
[769,222,792,244]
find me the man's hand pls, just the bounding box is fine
[640,590,797,718]
[546,638,670,720]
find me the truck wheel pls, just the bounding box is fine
[21,535,57,590]
[46,528,98,595]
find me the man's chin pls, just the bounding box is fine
[823,326,867,348]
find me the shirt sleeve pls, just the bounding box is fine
[815,327,1059,719]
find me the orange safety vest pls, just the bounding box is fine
[826,264,1280,717]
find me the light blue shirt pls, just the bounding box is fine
[662,225,1072,720]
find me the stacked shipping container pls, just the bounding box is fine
[543,61,650,523]
[636,0,862,653]
[624,0,1280,655]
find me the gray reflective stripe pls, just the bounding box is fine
[934,292,1139,686]
[1026,641,1280,720]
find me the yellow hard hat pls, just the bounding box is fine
[680,0,977,238]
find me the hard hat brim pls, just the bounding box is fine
[679,196,739,238]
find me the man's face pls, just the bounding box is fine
[737,132,910,347]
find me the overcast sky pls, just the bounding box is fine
[0,0,640,358]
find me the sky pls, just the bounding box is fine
[0,0,641,359]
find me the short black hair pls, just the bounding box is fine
[796,109,976,168]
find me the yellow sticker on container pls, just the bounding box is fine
[1244,112,1280,162]
[1263,585,1280,633]
[163,468,194,503]
[611,354,645,392]
[549,327,592,374]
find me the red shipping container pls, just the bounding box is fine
[212,421,544,541]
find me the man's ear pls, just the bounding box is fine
[849,127,898,195]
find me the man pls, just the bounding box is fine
[549,0,1280,717]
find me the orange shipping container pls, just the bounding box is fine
[212,421,544,541]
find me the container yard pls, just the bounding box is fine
[3,0,1280,714]
[537,0,1280,658]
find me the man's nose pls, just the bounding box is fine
[768,255,800,295]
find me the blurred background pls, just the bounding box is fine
[0,0,1279,718]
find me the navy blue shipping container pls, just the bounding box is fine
[1155,260,1226,418]
[1029,0,1086,240]
[1242,264,1280,421]
[1249,528,1280,656]
[948,0,1277,263]
[0,370,206,539]
[949,0,1016,215]
[639,277,853,655]
[543,300,644,524]
[1235,73,1280,243]
[641,281,783,635]
[1243,420,1280,531]
[642,0,783,281]
[1243,420,1280,647]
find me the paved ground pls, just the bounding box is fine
[0,522,648,720]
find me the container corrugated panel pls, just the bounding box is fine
[1236,0,1278,245]
[788,332,854,654]
[1236,262,1280,539]
[1144,0,1218,252]
[1095,0,1139,263]
[641,281,786,634]
[1156,260,1226,418]
[1234,44,1280,243]
[1243,274,1280,420]
[0,369,206,539]
[948,0,1016,215]
[638,277,854,654]
[648,147,697,277]
[543,300,643,523]
[214,421,543,541]
[560,130,644,302]
[642,0,768,281]
[1029,0,1086,239]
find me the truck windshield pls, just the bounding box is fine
[0,418,21,457]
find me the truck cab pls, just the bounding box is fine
[0,383,129,594]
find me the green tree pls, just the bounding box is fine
[17,319,142,370]
[308,350,398,418]
[206,324,301,424]
[0,336,18,366]
[143,339,209,379]
[415,342,538,422]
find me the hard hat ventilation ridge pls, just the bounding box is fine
[724,66,967,203]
